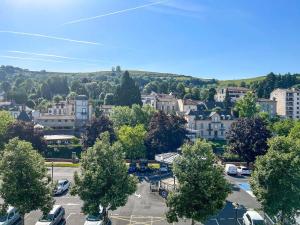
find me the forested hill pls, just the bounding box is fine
[0,65,300,105]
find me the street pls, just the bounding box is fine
[21,167,261,225]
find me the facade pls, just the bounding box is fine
[177,99,201,114]
[33,95,92,130]
[215,87,250,102]
[142,92,178,114]
[256,98,277,117]
[74,95,92,128]
[0,92,4,101]
[270,88,300,119]
[184,105,235,141]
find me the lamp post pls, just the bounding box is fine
[233,202,240,225]
[51,160,54,184]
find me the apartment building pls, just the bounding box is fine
[215,87,250,102]
[184,104,235,140]
[270,88,300,119]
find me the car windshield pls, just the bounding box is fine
[87,214,102,221]
[39,214,54,222]
[58,180,65,185]
[253,220,264,225]
[242,168,249,170]
[0,215,7,222]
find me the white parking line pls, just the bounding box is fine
[66,213,77,221]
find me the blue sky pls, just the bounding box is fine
[0,0,299,80]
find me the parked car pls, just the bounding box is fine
[237,166,251,176]
[35,205,65,225]
[84,213,111,225]
[243,210,265,225]
[128,162,137,173]
[225,164,237,175]
[159,164,169,172]
[53,179,70,196]
[0,206,21,225]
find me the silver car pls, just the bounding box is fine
[35,205,65,225]
[53,180,70,196]
[0,206,21,225]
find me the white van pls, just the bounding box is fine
[225,164,238,175]
[0,206,21,225]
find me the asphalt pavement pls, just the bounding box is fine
[21,167,260,225]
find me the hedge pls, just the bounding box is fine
[44,144,83,159]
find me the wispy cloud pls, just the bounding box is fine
[0,55,65,63]
[0,30,102,46]
[62,0,169,25]
[7,50,108,63]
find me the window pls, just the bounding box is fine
[200,123,203,129]
[82,108,87,114]
[200,130,203,136]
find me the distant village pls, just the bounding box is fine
[1,85,296,145]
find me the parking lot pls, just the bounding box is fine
[21,167,260,225]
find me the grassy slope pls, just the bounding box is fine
[218,76,266,87]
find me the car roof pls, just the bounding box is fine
[58,179,68,183]
[7,206,16,213]
[49,205,62,214]
[226,164,236,167]
[246,211,263,220]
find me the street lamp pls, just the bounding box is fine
[232,202,240,225]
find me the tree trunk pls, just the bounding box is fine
[102,207,109,225]
[191,219,195,225]
[21,214,25,225]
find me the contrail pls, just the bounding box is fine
[63,0,169,25]
[0,30,102,46]
[8,50,105,63]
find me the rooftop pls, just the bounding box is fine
[44,135,75,141]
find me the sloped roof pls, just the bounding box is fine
[17,111,31,122]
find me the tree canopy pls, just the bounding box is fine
[234,91,258,118]
[145,111,187,159]
[117,124,147,161]
[166,140,231,224]
[115,71,142,106]
[83,115,116,148]
[0,138,54,225]
[71,132,137,223]
[226,117,271,163]
[250,136,300,224]
[0,111,14,149]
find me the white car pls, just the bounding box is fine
[225,164,237,175]
[0,206,21,225]
[237,166,251,176]
[84,214,108,225]
[35,205,65,225]
[243,210,265,225]
[53,179,71,195]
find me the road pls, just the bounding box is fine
[21,167,259,225]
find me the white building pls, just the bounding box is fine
[177,99,202,114]
[184,103,235,141]
[74,95,93,127]
[142,92,178,114]
[256,98,277,117]
[270,88,300,119]
[215,87,250,102]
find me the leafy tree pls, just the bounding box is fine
[223,88,231,110]
[234,91,258,118]
[207,87,216,102]
[9,88,28,104]
[250,136,300,225]
[104,93,114,105]
[166,140,231,225]
[271,119,295,136]
[83,115,116,148]
[5,121,46,153]
[111,104,156,129]
[0,138,54,225]
[71,133,137,224]
[118,124,146,161]
[288,121,300,139]
[0,111,14,149]
[145,111,187,159]
[176,83,186,98]
[143,82,158,94]
[115,71,142,106]
[53,95,63,103]
[0,81,11,99]
[226,117,271,164]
